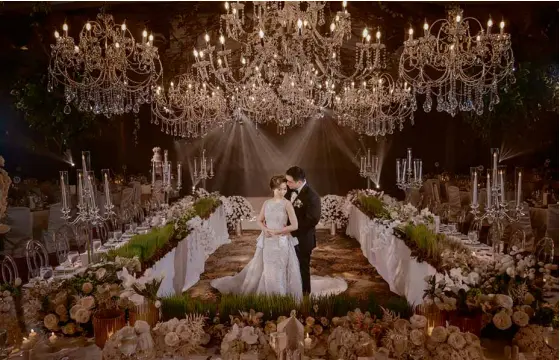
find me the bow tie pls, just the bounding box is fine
[293,189,299,194]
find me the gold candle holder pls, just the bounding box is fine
[93,309,125,348]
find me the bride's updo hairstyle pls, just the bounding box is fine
[269,175,287,190]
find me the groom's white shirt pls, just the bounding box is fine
[291,180,307,203]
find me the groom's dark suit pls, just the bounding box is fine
[285,183,321,295]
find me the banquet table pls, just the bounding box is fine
[346,205,494,306]
[151,204,230,296]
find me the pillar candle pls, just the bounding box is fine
[473,171,478,207]
[500,170,505,204]
[516,171,522,208]
[78,173,84,207]
[486,173,491,206]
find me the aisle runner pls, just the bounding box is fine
[150,205,230,296]
[346,205,436,306]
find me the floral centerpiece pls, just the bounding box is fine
[0,279,24,345]
[222,195,254,232]
[22,263,133,339]
[119,267,164,327]
[320,195,348,233]
[153,315,208,358]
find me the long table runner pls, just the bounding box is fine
[152,205,230,296]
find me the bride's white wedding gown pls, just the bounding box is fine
[211,199,347,300]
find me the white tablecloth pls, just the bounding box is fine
[152,205,230,296]
[346,205,436,306]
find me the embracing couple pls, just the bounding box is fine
[211,166,347,300]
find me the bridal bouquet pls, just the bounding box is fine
[224,195,254,228]
[320,195,348,227]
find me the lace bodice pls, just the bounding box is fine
[264,200,288,231]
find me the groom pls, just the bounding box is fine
[285,166,321,295]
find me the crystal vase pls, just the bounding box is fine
[93,309,126,348]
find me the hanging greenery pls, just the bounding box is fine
[461,62,559,143]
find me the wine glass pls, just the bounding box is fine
[67,251,80,266]
[93,239,102,252]
[468,230,479,244]
[119,334,138,357]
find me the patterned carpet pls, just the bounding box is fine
[186,229,401,303]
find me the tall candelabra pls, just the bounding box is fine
[396,148,423,202]
[360,149,380,189]
[151,147,181,206]
[470,148,524,225]
[192,149,214,192]
[59,151,115,263]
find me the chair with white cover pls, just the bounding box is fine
[3,207,33,258]
[94,221,110,243]
[74,222,90,252]
[25,240,49,280]
[1,255,19,284]
[56,224,77,252]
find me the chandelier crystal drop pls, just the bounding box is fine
[399,8,515,117]
[48,12,163,118]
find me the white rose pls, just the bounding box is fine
[14,278,22,287]
[44,313,59,330]
[96,267,107,280]
[79,296,96,310]
[164,332,180,347]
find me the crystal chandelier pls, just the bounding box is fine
[399,8,515,117]
[333,28,416,137]
[48,11,163,117]
[189,1,351,132]
[152,73,230,138]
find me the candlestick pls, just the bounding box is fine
[78,172,84,207]
[177,162,182,188]
[491,148,499,189]
[470,168,478,208]
[396,159,401,183]
[515,168,522,208]
[486,172,491,207]
[151,161,156,186]
[407,148,412,172]
[499,169,505,204]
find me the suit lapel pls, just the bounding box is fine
[294,184,308,204]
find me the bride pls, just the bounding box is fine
[211,175,347,300]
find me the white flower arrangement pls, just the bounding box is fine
[223,195,254,228]
[221,323,271,360]
[320,195,348,227]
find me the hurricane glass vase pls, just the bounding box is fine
[129,300,160,328]
[93,309,126,348]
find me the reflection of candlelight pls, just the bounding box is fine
[427,326,434,335]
